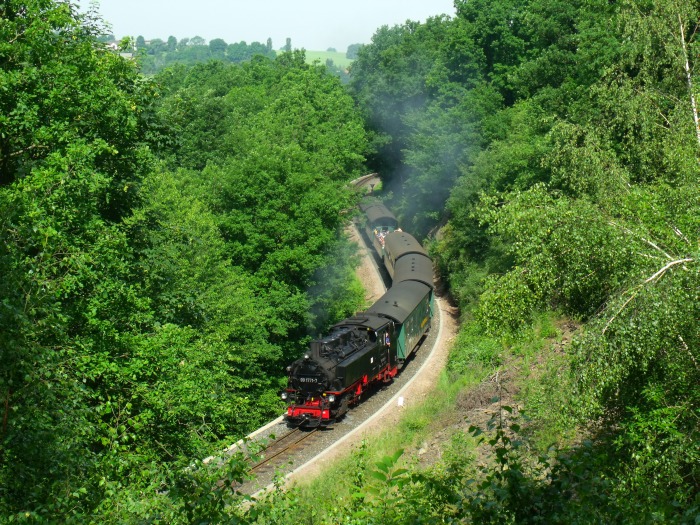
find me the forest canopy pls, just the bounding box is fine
[130,35,277,74]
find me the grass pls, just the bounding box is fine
[304,50,354,70]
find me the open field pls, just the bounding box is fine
[305,50,354,69]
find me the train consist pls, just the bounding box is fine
[281,201,434,427]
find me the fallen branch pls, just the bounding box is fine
[602,258,694,335]
[603,288,641,335]
[608,220,673,260]
[678,13,700,153]
[672,225,691,246]
[678,335,699,371]
[644,258,693,283]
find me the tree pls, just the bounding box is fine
[0,2,369,521]
[209,37,227,55]
[167,35,177,51]
[436,0,700,517]
[153,55,369,336]
[227,41,249,62]
[615,0,700,159]
[147,37,166,55]
[249,41,270,58]
[346,0,699,516]
[348,16,466,234]
[346,43,363,58]
[0,0,157,516]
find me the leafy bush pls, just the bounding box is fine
[448,323,504,374]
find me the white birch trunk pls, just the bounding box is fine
[678,14,700,152]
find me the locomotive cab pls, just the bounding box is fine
[283,317,396,428]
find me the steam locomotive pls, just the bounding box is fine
[281,201,434,427]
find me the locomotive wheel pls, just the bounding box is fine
[332,396,349,419]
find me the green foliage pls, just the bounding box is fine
[454,400,699,524]
[567,258,700,509]
[351,449,411,524]
[152,54,369,346]
[448,322,504,374]
[346,43,363,60]
[463,405,539,523]
[0,0,152,211]
[401,82,503,235]
[0,2,159,516]
[170,452,254,525]
[475,185,641,333]
[4,0,699,520]
[349,17,458,197]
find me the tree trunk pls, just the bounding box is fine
[678,14,700,153]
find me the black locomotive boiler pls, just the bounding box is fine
[282,202,434,427]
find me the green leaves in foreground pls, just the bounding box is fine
[351,449,411,525]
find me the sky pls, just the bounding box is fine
[90,0,457,52]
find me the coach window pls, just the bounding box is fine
[369,331,377,343]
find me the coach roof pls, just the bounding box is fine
[393,253,433,289]
[361,202,398,228]
[384,231,428,261]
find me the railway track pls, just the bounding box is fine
[232,427,322,494]
[249,428,320,475]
